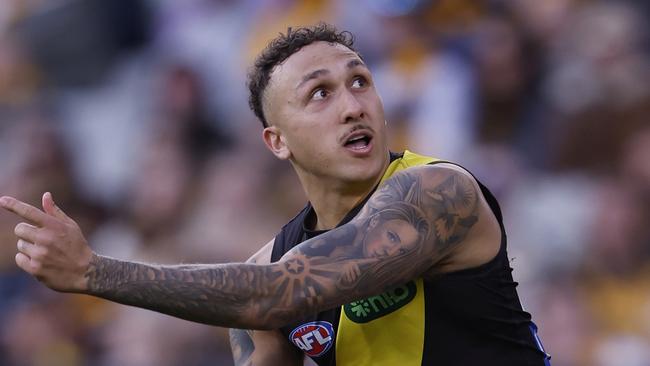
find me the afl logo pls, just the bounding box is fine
[289,321,334,357]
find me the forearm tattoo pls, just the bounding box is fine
[84,166,479,329]
[230,328,255,366]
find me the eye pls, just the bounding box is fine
[311,88,329,101]
[387,231,400,243]
[351,76,367,89]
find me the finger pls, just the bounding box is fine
[0,196,50,226]
[14,222,38,243]
[17,239,39,258]
[42,192,71,222]
[15,252,32,273]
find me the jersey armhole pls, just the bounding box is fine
[270,232,285,263]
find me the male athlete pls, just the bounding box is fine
[0,24,550,365]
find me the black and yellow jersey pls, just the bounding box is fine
[271,151,551,366]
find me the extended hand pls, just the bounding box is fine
[0,192,93,293]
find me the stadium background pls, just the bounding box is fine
[0,0,649,365]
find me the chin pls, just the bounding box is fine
[340,158,385,184]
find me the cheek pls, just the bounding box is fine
[361,90,385,118]
[401,230,420,250]
[363,229,384,252]
[372,96,385,118]
[391,222,419,247]
[287,124,338,158]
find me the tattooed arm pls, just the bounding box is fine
[0,164,500,330]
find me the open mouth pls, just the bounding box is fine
[344,133,372,150]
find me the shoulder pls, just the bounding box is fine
[370,163,481,211]
[401,162,478,186]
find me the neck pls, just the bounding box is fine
[308,182,375,230]
[294,157,390,231]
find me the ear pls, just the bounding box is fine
[262,126,291,160]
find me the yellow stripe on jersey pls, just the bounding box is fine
[380,150,439,185]
[335,151,438,366]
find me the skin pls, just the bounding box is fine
[0,42,503,365]
[363,218,419,258]
[262,42,390,230]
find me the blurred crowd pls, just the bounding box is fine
[0,0,649,365]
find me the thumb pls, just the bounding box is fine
[42,192,71,221]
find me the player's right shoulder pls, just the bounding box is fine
[246,238,275,264]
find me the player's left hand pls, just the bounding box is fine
[0,192,93,293]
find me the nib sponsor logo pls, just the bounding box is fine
[289,321,334,357]
[344,281,417,323]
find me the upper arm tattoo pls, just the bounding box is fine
[84,166,480,330]
[287,166,479,307]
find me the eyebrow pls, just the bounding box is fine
[346,59,366,69]
[296,59,368,90]
[297,69,329,90]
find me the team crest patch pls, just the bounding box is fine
[289,321,334,357]
[344,281,417,323]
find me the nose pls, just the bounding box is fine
[339,89,365,123]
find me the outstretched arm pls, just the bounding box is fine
[0,164,484,330]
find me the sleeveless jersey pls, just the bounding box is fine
[271,151,551,366]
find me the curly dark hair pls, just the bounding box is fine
[247,23,359,127]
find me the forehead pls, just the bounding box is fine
[269,41,362,91]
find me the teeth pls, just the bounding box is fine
[347,135,367,144]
